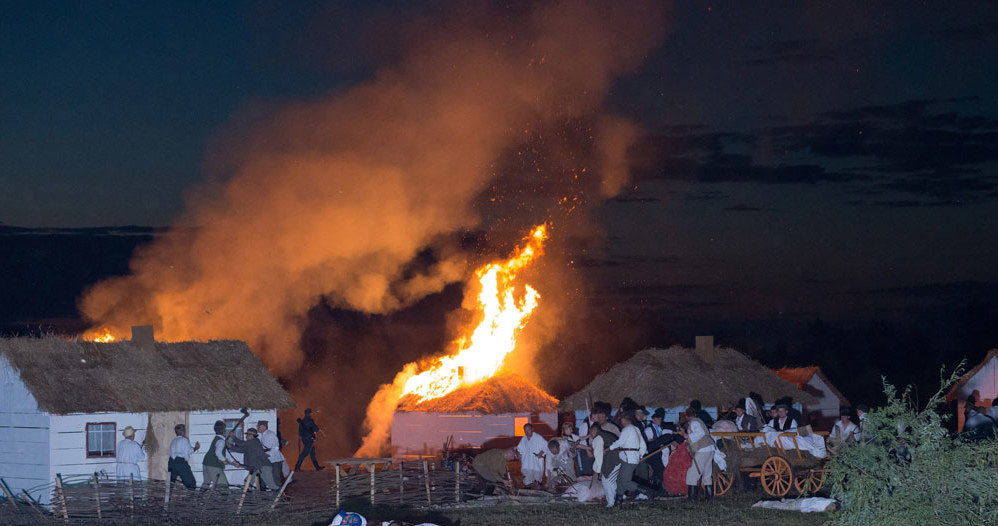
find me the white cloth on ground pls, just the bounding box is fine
[169,436,194,460]
[116,438,146,480]
[609,424,647,464]
[752,497,839,512]
[563,479,605,502]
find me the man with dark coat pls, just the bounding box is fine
[294,408,324,471]
[228,427,278,489]
[733,400,759,431]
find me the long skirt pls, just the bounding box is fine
[662,443,692,495]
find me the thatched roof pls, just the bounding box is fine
[397,373,558,414]
[560,345,818,410]
[945,349,998,402]
[0,337,295,414]
[773,366,850,406]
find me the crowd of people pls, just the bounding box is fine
[472,394,872,507]
[112,409,325,491]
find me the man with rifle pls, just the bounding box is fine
[294,408,325,472]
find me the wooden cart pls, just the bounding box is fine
[709,431,829,497]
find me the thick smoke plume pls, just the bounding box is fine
[80,1,665,453]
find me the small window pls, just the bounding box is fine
[86,423,116,458]
[224,419,244,439]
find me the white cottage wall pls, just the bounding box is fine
[49,412,148,486]
[0,357,50,501]
[391,412,558,457]
[958,357,998,400]
[806,374,841,418]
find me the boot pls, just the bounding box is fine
[703,484,713,502]
[687,485,698,502]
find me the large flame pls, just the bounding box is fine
[400,224,548,404]
[85,327,117,343]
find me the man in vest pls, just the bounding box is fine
[590,422,623,507]
[202,420,230,489]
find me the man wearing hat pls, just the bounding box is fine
[733,399,759,432]
[295,408,324,472]
[257,420,286,483]
[115,426,146,480]
[229,427,278,490]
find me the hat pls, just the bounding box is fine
[257,420,269,427]
[305,408,312,414]
[652,408,665,420]
[775,403,789,410]
[856,404,869,413]
[122,426,136,438]
[735,399,746,410]
[840,407,852,417]
[246,428,259,436]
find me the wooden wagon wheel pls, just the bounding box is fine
[760,456,793,497]
[793,468,825,494]
[713,470,734,496]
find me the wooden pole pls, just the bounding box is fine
[129,474,135,517]
[235,474,253,515]
[55,474,69,521]
[270,470,294,510]
[399,461,404,504]
[369,463,376,504]
[335,464,341,508]
[0,477,19,509]
[19,490,45,517]
[163,478,172,512]
[422,460,431,505]
[92,473,102,519]
[454,460,460,503]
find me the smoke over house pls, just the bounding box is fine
[79,1,666,455]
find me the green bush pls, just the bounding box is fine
[827,367,998,525]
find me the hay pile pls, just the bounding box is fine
[397,373,558,413]
[560,345,818,410]
[0,337,295,414]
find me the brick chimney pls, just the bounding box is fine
[131,325,155,349]
[694,335,715,366]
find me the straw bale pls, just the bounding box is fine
[0,336,294,414]
[559,345,818,410]
[397,373,558,413]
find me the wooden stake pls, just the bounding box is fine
[163,478,172,512]
[19,490,45,517]
[335,464,341,508]
[422,460,431,505]
[92,473,102,519]
[369,463,376,504]
[454,461,460,503]
[0,477,19,509]
[235,473,253,515]
[129,474,135,517]
[399,461,404,504]
[270,470,294,511]
[55,474,69,521]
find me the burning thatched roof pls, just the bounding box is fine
[0,337,295,414]
[774,366,850,406]
[560,345,818,410]
[397,373,558,414]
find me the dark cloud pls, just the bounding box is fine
[744,38,835,67]
[725,204,776,212]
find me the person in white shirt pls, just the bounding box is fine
[545,437,576,488]
[168,423,200,489]
[257,420,287,483]
[679,406,715,502]
[116,426,146,480]
[587,423,621,507]
[609,413,648,500]
[830,409,859,443]
[516,423,548,488]
[593,403,620,437]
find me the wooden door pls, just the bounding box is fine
[146,411,188,480]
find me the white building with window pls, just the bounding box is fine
[0,331,295,504]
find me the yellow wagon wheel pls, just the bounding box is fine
[713,470,734,496]
[793,468,825,494]
[760,456,793,497]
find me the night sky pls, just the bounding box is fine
[3,1,998,412]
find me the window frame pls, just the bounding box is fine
[85,422,117,459]
[224,418,244,440]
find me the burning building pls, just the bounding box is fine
[391,373,558,457]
